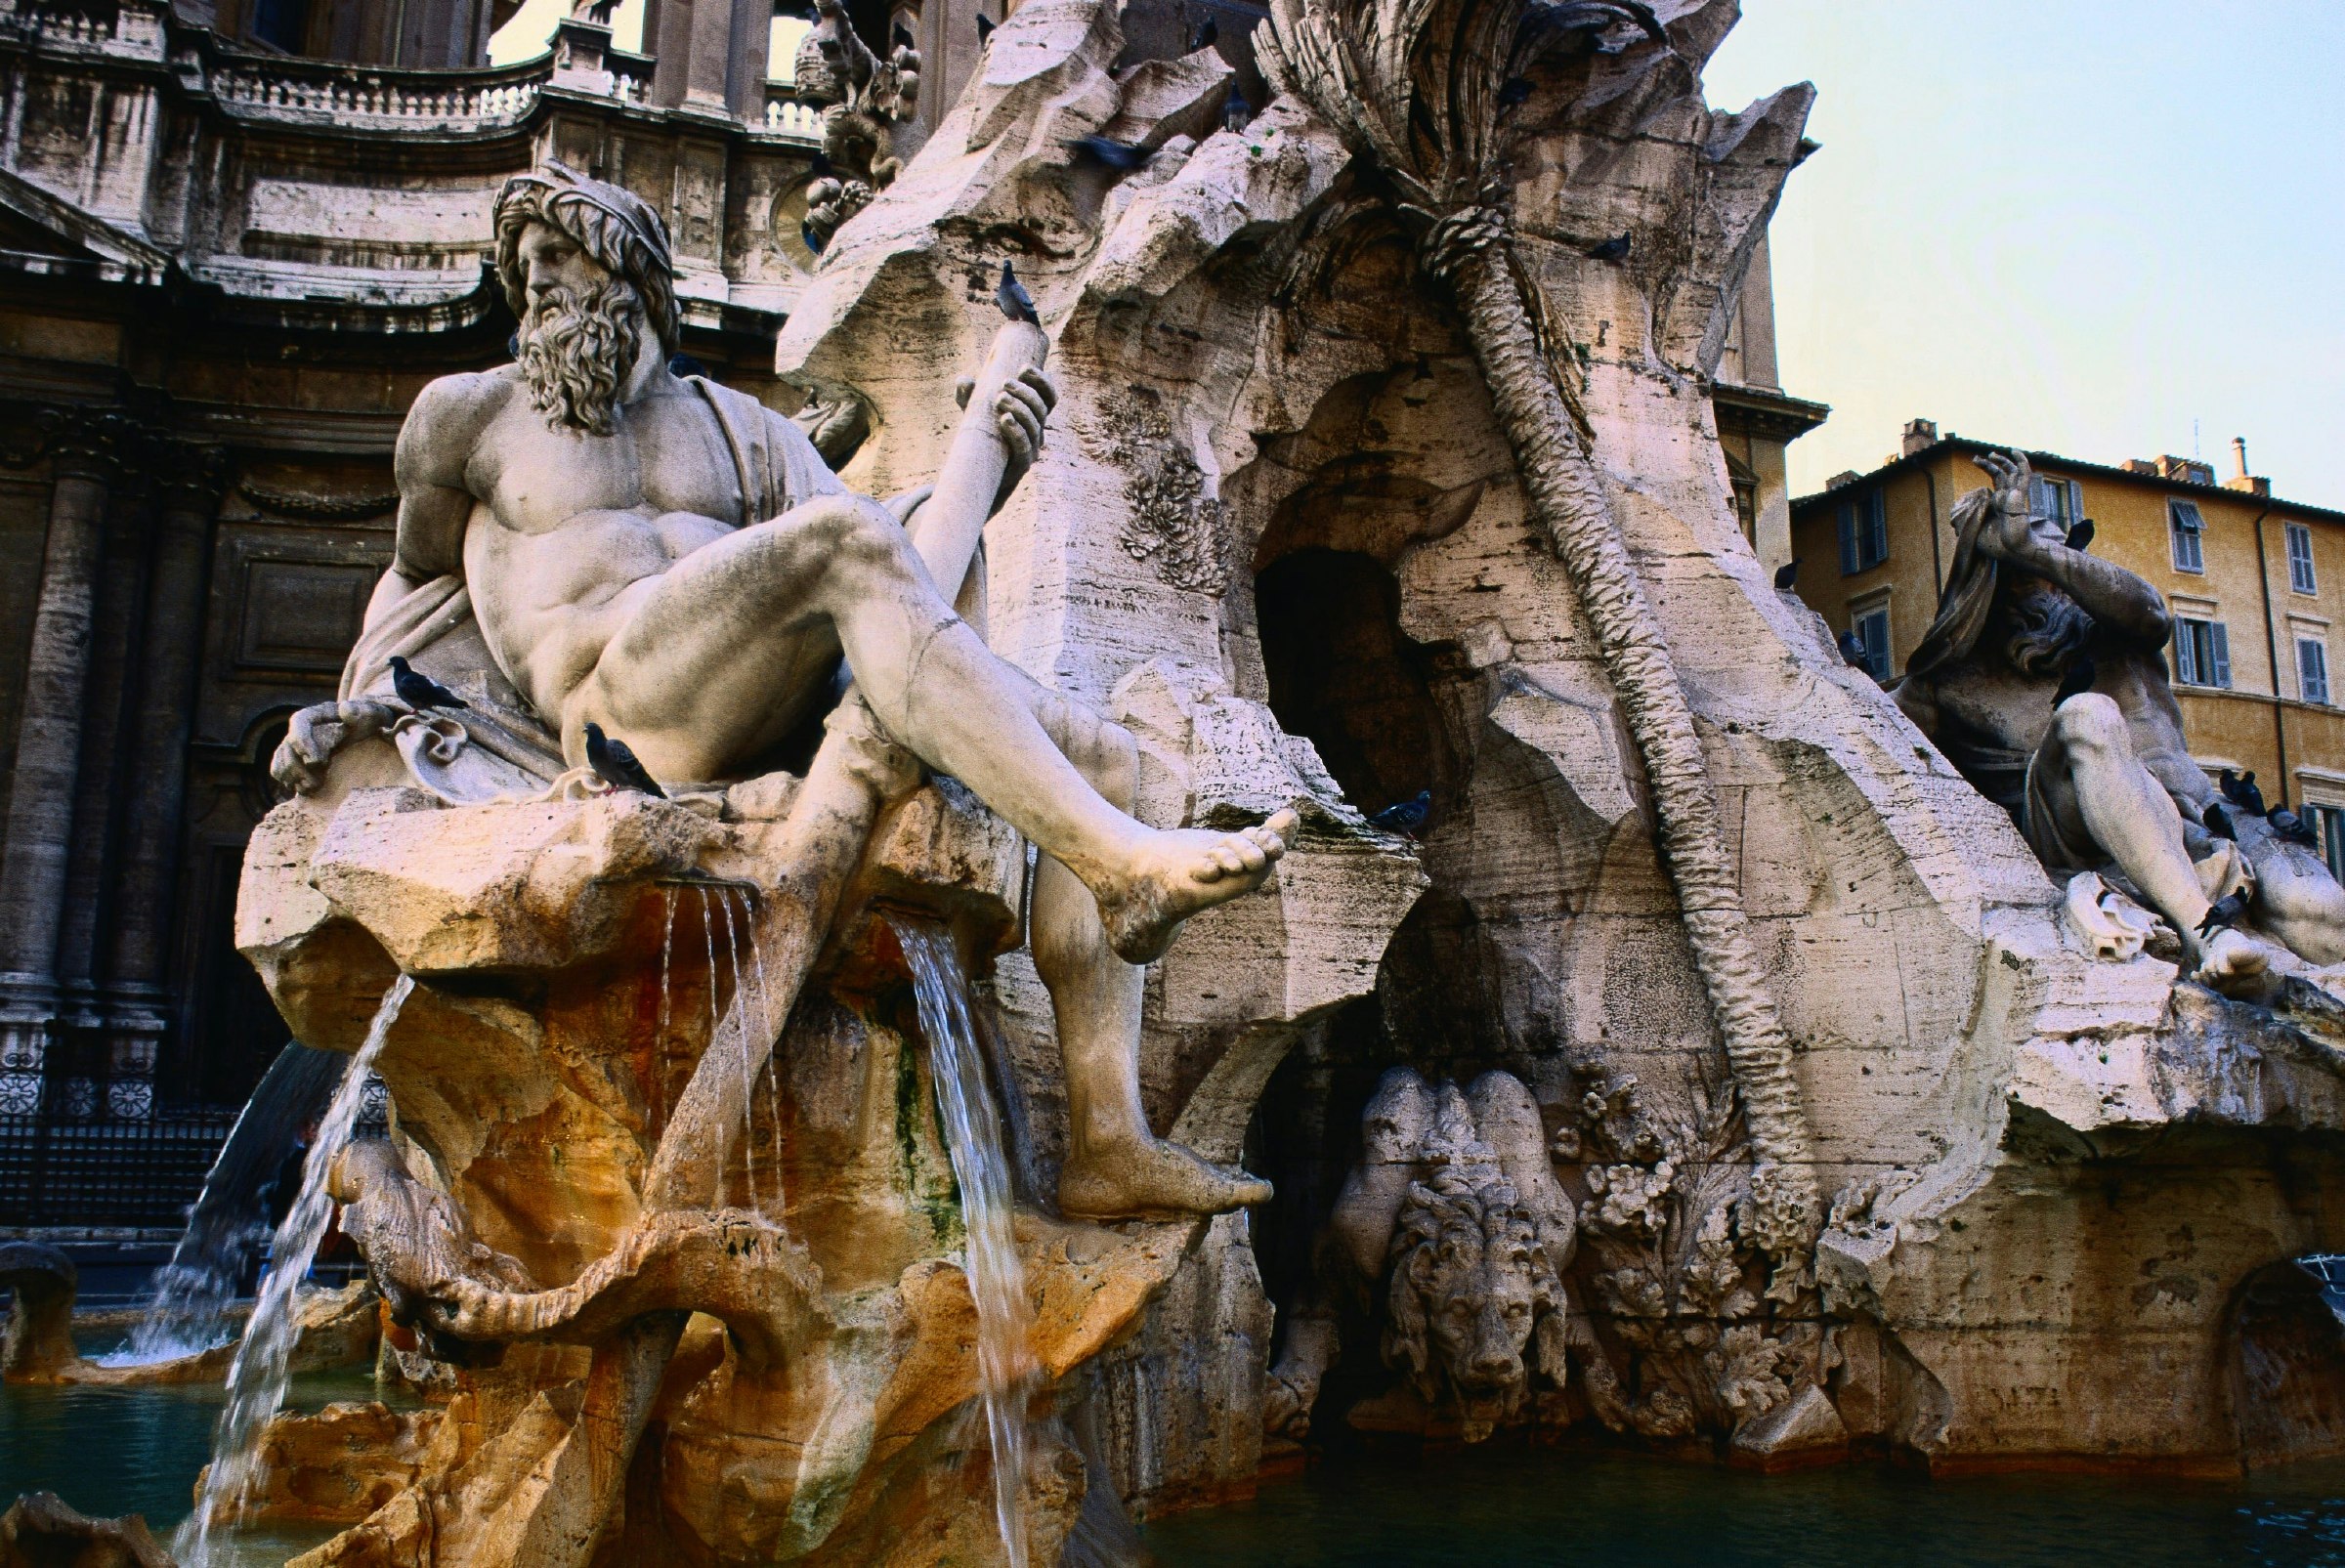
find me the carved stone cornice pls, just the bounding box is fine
[33,406,132,484]
[156,441,235,514]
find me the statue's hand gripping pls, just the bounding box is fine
[955,363,1058,491]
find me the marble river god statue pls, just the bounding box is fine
[1895,449,2345,987]
[238,158,1324,1567]
[277,163,1292,1223]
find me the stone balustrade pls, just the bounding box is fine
[762,96,823,141]
[4,0,166,59]
[213,58,551,130]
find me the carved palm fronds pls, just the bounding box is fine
[1261,0,1819,1256]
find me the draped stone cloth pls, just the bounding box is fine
[340,378,847,804]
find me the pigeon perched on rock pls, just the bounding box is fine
[584,723,666,800]
[2203,801,2238,842]
[892,21,916,52]
[2066,518,2095,552]
[2052,657,2098,708]
[1369,790,1431,837]
[975,13,994,44]
[2269,807,2321,850]
[2220,769,2267,817]
[666,353,706,380]
[1189,16,1217,52]
[2196,888,2251,941]
[1222,83,1252,134]
[1773,558,1799,591]
[1587,231,1633,263]
[387,656,466,712]
[1836,630,1869,668]
[996,258,1039,324]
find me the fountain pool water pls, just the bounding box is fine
[891,911,1041,1568]
[174,974,414,1567]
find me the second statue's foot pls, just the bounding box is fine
[1059,1136,1272,1221]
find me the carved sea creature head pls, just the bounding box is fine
[1383,1162,1564,1441]
[494,162,680,355]
[1992,571,2096,678]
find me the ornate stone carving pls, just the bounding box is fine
[795,0,921,250]
[1264,1069,1578,1443]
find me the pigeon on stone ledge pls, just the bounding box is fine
[2269,807,2321,850]
[1836,630,1868,668]
[1587,232,1633,263]
[388,656,467,712]
[2220,769,2267,817]
[2066,518,2095,552]
[2196,889,2251,941]
[2203,801,2238,842]
[1773,558,1799,592]
[1369,790,1432,837]
[585,723,667,800]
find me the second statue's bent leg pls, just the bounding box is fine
[577,494,1298,964]
[1018,678,1272,1218]
[2037,694,2279,985]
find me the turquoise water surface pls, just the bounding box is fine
[11,1377,2345,1565]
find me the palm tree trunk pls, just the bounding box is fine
[1429,213,1818,1252]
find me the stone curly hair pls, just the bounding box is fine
[493,161,681,355]
[1381,1165,1565,1413]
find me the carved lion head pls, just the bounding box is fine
[1382,1163,1566,1441]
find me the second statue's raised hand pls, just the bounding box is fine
[955,363,1058,471]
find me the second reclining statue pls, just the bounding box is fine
[1894,450,2345,988]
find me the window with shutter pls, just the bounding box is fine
[2317,805,2345,883]
[2170,500,2205,573]
[2207,620,2231,688]
[2301,639,2330,704]
[1839,493,1888,574]
[1863,492,1889,568]
[2173,620,2200,685]
[2288,524,2318,594]
[1855,608,1891,680]
[1838,503,1859,575]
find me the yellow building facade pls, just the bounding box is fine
[1790,424,2345,869]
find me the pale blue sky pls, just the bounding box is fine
[1705,2,2345,508]
[492,2,2344,510]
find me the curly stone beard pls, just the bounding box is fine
[1997,573,2097,677]
[516,281,645,437]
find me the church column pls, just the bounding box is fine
[104,443,229,1120]
[0,409,123,1114]
[53,442,157,1118]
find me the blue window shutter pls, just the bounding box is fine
[2174,621,2199,685]
[2303,639,2329,704]
[2209,621,2232,688]
[1865,493,1889,567]
[1839,505,1859,574]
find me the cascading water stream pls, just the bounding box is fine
[889,912,1039,1568]
[107,1041,343,1366]
[174,974,415,1568]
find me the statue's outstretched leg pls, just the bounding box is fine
[577,493,1296,962]
[2042,695,2281,986]
[1019,681,1272,1219]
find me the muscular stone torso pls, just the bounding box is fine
[451,373,754,716]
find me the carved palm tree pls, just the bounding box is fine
[1258,0,1818,1253]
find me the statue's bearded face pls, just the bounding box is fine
[513,221,644,437]
[1995,572,2096,678]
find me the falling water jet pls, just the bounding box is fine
[745,907,788,1217]
[714,887,762,1209]
[175,974,416,1568]
[107,1041,343,1367]
[889,912,1038,1568]
[656,885,677,1130]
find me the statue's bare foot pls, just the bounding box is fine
[1096,809,1299,964]
[2194,924,2280,996]
[1059,1136,1272,1221]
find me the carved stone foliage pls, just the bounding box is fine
[1092,385,1227,595]
[1553,1061,1833,1445]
